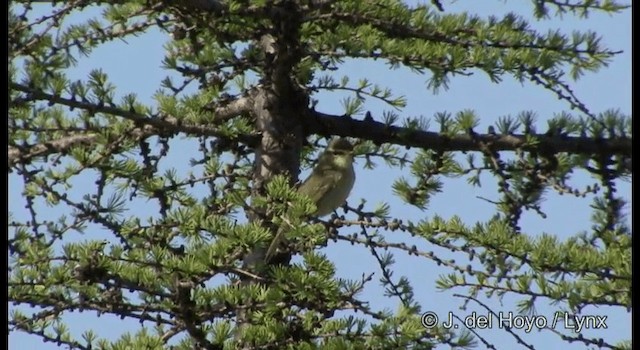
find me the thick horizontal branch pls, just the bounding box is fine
[307,111,632,157]
[10,83,631,166]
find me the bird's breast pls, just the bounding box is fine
[314,165,355,216]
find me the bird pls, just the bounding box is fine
[265,137,356,261]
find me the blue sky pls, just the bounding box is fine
[9,1,631,349]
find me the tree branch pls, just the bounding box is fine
[9,83,258,167]
[11,82,251,126]
[9,133,98,167]
[306,111,632,157]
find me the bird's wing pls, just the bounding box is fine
[265,169,342,261]
[297,168,343,204]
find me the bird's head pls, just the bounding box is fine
[322,137,354,168]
